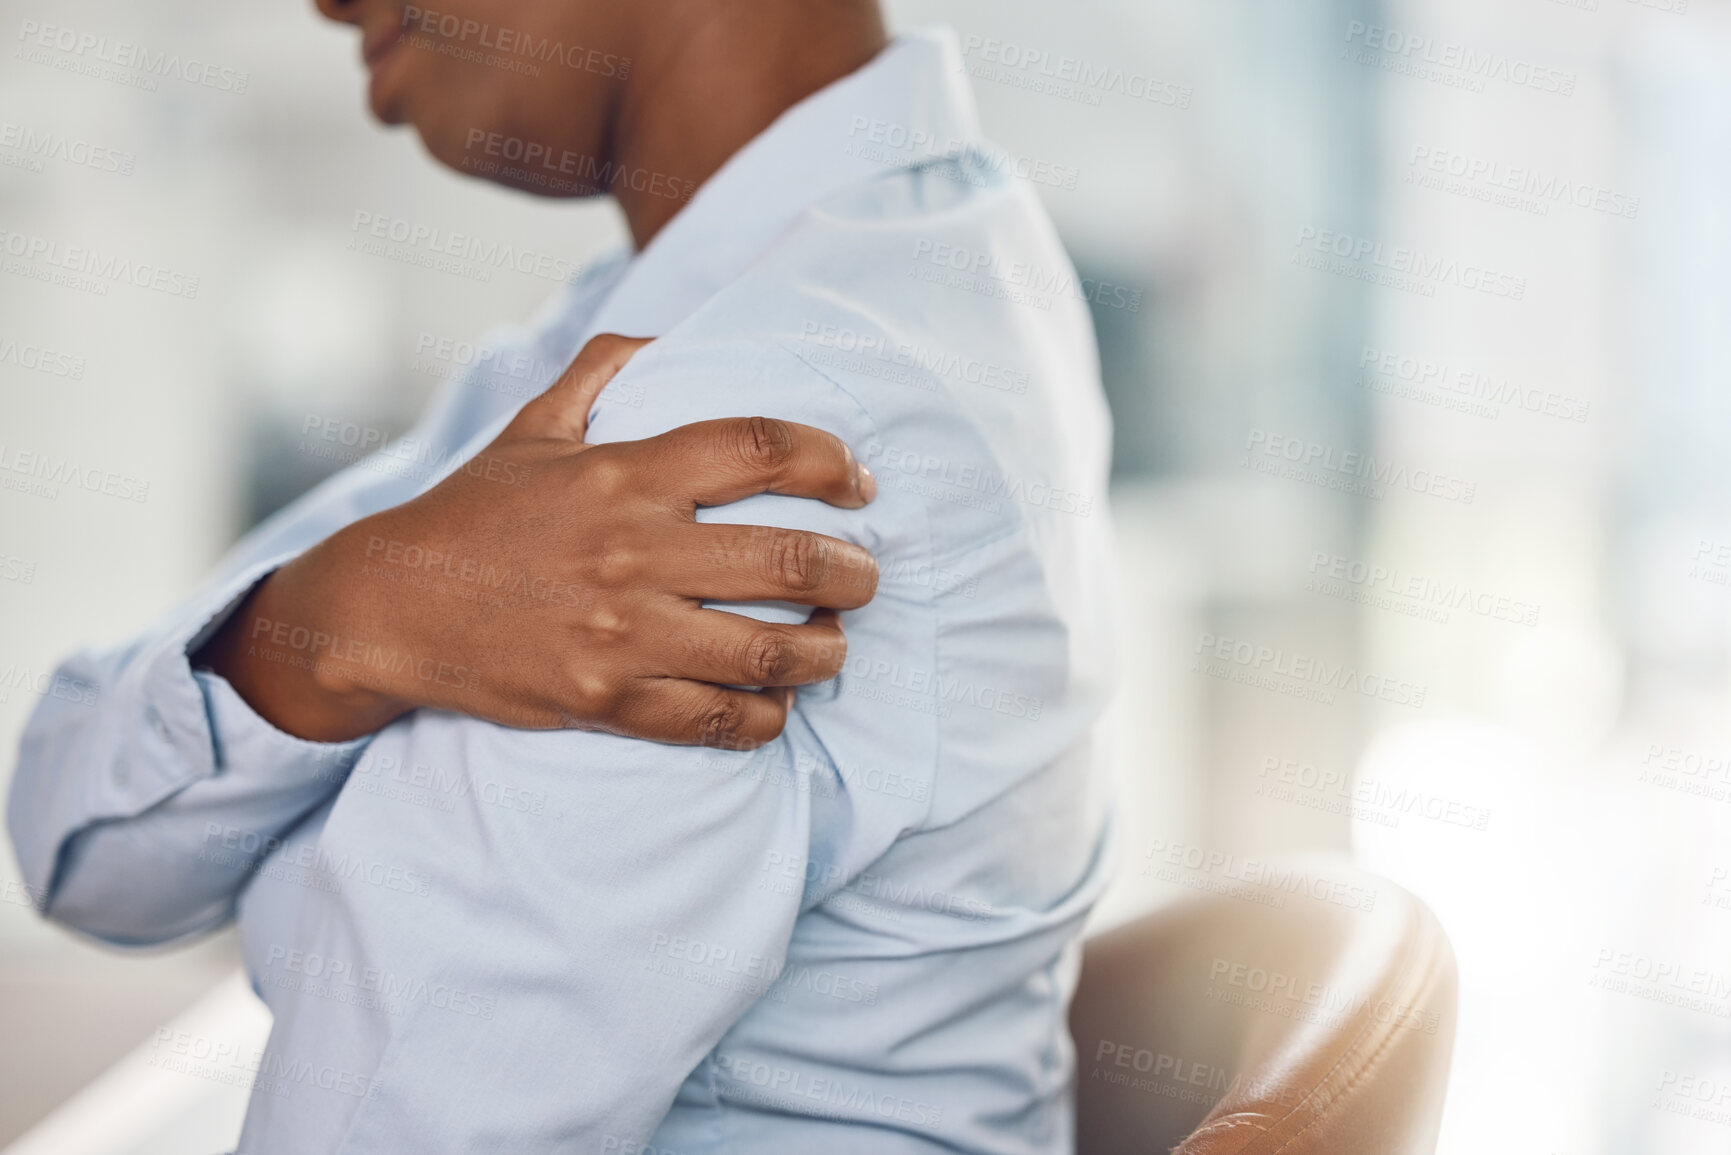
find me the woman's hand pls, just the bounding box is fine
[195,334,878,749]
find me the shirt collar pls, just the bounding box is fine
[585,26,982,339]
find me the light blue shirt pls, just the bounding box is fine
[8,29,1117,1154]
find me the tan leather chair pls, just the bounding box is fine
[1070,858,1456,1155]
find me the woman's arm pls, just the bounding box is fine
[7,334,878,945]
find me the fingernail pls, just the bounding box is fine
[858,464,877,503]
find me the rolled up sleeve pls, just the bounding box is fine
[3,321,560,945]
[7,554,371,945]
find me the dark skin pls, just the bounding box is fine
[195,0,889,748]
[338,0,887,249]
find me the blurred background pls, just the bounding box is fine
[2,0,1728,1151]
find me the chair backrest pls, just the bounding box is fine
[1070,857,1456,1155]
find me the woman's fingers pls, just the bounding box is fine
[604,678,797,749]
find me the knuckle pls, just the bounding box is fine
[697,696,748,747]
[581,608,630,645]
[742,630,797,684]
[578,450,634,499]
[577,332,634,369]
[591,543,641,587]
[736,416,796,472]
[771,532,830,594]
[568,671,620,719]
[505,395,563,440]
[503,401,545,436]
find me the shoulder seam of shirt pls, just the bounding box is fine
[772,338,1031,569]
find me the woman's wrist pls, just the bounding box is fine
[194,531,412,742]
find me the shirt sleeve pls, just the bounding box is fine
[233,341,928,1153]
[6,555,371,945]
[4,326,541,946]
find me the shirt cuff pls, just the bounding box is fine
[192,666,370,788]
[129,552,369,802]
[170,553,373,789]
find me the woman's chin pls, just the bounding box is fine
[365,54,412,125]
